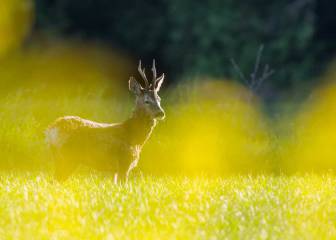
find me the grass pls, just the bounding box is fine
[0,71,335,239]
[0,173,336,239]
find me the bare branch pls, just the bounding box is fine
[230,58,248,85]
[256,65,274,89]
[231,45,274,94]
[251,45,264,87]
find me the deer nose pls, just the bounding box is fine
[155,111,165,119]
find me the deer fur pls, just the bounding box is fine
[45,60,165,183]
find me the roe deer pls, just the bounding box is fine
[45,60,165,183]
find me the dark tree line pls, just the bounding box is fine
[33,0,336,100]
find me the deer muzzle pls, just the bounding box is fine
[154,110,165,120]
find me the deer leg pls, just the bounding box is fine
[117,171,128,184]
[54,153,78,182]
[114,172,119,184]
[116,160,130,185]
[117,166,129,184]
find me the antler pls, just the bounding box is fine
[138,60,149,88]
[151,59,157,89]
[151,59,165,90]
[137,59,164,90]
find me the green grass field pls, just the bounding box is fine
[0,173,335,239]
[0,65,335,239]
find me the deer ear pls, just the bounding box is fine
[129,77,143,95]
[155,74,165,92]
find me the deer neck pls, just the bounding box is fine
[124,106,157,146]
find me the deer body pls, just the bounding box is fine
[46,61,165,182]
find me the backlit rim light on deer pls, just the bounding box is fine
[45,60,165,183]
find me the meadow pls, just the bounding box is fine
[1,173,336,239]
[0,43,335,239]
[0,1,335,239]
[0,83,335,240]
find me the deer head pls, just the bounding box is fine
[129,60,165,120]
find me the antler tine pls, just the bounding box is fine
[151,59,158,90]
[138,60,149,88]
